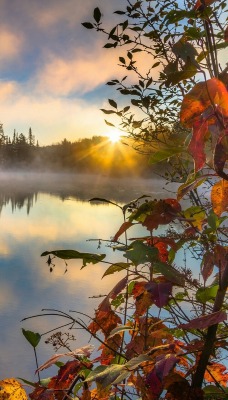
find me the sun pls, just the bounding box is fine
[106,129,122,143]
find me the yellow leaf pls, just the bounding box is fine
[0,378,27,400]
[211,180,228,216]
[183,206,206,230]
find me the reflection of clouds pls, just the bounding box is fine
[0,242,10,256]
[0,283,17,312]
[2,193,122,241]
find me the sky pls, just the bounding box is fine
[0,0,126,145]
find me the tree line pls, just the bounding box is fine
[0,126,163,177]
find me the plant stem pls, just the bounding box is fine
[192,259,228,388]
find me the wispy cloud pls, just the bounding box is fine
[33,44,123,96]
[0,27,24,64]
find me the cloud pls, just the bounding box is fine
[33,44,122,96]
[0,27,24,64]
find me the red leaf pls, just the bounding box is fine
[155,354,179,380]
[145,369,163,398]
[30,386,55,400]
[179,310,227,330]
[99,276,128,312]
[48,360,81,390]
[188,119,208,171]
[113,221,133,241]
[214,245,228,278]
[194,0,216,10]
[214,132,228,181]
[145,282,173,307]
[142,199,181,230]
[132,281,147,298]
[201,251,215,283]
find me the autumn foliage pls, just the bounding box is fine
[3,0,228,399]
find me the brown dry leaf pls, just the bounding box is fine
[0,378,27,400]
[211,179,228,216]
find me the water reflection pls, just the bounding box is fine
[0,173,170,382]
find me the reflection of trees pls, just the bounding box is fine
[0,192,37,215]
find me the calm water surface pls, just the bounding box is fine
[0,173,176,381]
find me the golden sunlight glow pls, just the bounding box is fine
[106,129,122,143]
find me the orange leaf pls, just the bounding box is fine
[88,304,121,337]
[180,78,228,127]
[113,221,133,241]
[204,363,228,386]
[211,179,228,216]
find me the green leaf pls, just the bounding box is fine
[203,385,228,397]
[89,197,122,209]
[93,7,101,23]
[149,146,184,164]
[173,38,198,65]
[108,99,118,108]
[103,43,116,48]
[154,262,185,286]
[81,22,94,29]
[86,364,125,387]
[100,109,116,114]
[152,62,160,68]
[177,175,207,200]
[41,250,106,267]
[125,354,151,371]
[183,206,206,230]
[17,378,36,388]
[196,285,219,304]
[123,240,158,266]
[105,120,115,127]
[22,329,41,348]
[165,9,196,24]
[207,210,219,231]
[102,262,132,278]
[119,57,126,64]
[108,325,136,339]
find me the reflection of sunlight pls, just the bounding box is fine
[0,242,10,255]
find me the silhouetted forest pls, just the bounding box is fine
[0,125,157,177]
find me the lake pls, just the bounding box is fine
[0,172,178,382]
